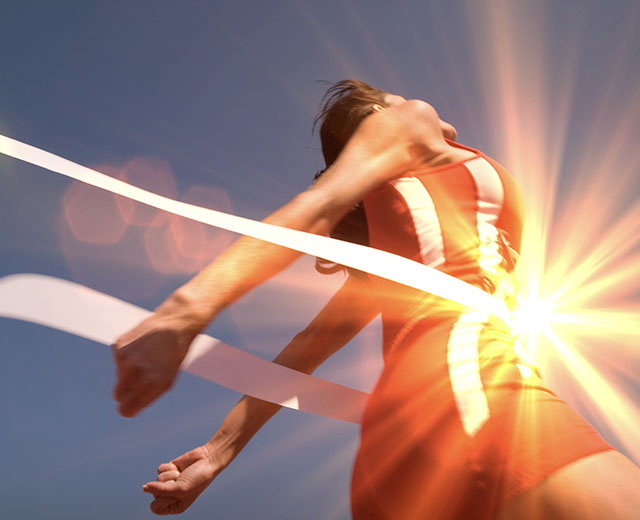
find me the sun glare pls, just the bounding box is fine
[460,0,640,462]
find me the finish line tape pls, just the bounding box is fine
[0,273,368,423]
[0,133,511,421]
[0,134,511,323]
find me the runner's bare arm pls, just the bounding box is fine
[141,275,378,515]
[161,99,440,326]
[113,99,438,417]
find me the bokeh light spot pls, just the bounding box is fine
[143,185,235,275]
[143,223,181,275]
[63,164,129,244]
[173,185,235,261]
[115,156,177,227]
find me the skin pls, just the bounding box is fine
[112,95,467,515]
[142,274,378,514]
[376,93,459,142]
[496,451,640,520]
[112,97,462,418]
[112,94,640,517]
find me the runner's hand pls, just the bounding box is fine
[143,446,224,515]
[112,311,196,417]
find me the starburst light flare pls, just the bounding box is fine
[462,0,640,462]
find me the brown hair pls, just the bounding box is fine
[315,79,388,166]
[313,80,388,275]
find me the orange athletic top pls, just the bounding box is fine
[363,141,525,361]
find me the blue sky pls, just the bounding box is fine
[1,1,639,519]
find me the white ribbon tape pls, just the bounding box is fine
[0,273,369,423]
[0,134,511,324]
[0,133,513,422]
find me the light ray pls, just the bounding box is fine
[541,326,640,462]
[460,0,640,464]
[0,134,512,324]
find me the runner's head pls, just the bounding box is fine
[314,80,456,170]
[311,80,456,274]
[314,79,390,168]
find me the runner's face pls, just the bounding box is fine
[375,93,458,141]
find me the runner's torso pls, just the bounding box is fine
[352,143,612,520]
[363,140,525,363]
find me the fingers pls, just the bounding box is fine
[112,344,136,402]
[116,378,173,417]
[112,343,140,407]
[143,480,183,496]
[111,322,191,418]
[157,470,180,482]
[113,345,150,417]
[112,347,176,417]
[117,380,158,417]
[150,495,185,515]
[171,447,206,472]
[145,481,194,515]
[144,453,208,515]
[112,370,132,402]
[157,462,178,475]
[113,359,170,417]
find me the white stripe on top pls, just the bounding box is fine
[390,176,446,268]
[464,157,505,275]
[446,158,504,436]
[392,161,506,437]
[447,311,491,436]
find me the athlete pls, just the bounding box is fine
[113,80,640,518]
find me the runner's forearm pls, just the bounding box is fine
[161,140,398,335]
[202,275,378,469]
[204,329,343,468]
[167,190,350,332]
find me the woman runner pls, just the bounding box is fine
[113,80,640,519]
